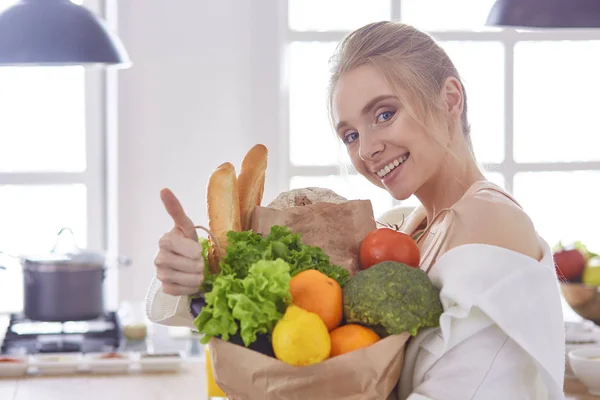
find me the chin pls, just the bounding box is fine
[384,181,416,202]
[389,189,414,202]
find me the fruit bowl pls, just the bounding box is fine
[568,345,600,395]
[561,283,600,325]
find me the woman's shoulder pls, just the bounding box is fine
[443,182,543,261]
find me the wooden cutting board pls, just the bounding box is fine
[565,378,600,399]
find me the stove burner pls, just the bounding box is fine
[36,334,84,353]
[1,312,122,355]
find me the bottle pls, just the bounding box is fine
[205,345,228,400]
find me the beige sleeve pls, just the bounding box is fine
[144,276,197,330]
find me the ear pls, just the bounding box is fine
[441,76,464,117]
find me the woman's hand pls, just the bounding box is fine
[154,188,204,296]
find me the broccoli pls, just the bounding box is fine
[343,261,443,337]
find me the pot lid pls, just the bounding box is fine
[22,227,107,265]
[23,249,107,265]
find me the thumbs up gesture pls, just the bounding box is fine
[154,188,204,296]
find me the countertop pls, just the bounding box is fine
[0,313,212,400]
[0,362,596,400]
[0,358,208,400]
[1,314,598,399]
[566,378,600,400]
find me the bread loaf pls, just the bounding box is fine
[237,144,268,231]
[206,162,241,271]
[267,187,348,209]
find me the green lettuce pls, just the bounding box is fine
[193,259,292,346]
[202,225,349,291]
[194,225,350,347]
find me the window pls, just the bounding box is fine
[0,0,107,313]
[284,1,600,254]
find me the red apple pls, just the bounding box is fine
[553,248,586,281]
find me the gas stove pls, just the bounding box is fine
[0,311,122,355]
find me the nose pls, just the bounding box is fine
[358,135,385,161]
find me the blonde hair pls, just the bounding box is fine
[327,21,473,154]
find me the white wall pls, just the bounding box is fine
[114,0,287,303]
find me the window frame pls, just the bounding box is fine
[0,0,108,250]
[0,0,116,312]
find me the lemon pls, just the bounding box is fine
[272,305,331,366]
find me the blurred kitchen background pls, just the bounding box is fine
[0,0,599,350]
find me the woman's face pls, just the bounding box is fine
[332,65,456,201]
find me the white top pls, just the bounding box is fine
[145,276,197,330]
[396,239,566,400]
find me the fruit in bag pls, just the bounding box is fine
[271,305,331,366]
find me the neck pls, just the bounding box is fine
[415,143,485,223]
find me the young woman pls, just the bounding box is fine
[146,21,566,399]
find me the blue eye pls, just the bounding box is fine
[377,110,395,122]
[343,131,359,144]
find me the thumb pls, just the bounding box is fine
[160,188,198,240]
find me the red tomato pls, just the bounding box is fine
[359,228,421,269]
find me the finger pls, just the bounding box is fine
[155,251,203,274]
[157,267,203,288]
[160,188,198,240]
[159,232,203,260]
[161,282,199,297]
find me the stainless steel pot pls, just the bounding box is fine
[1,227,131,322]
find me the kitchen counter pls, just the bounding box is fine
[1,314,598,399]
[0,312,212,400]
[1,359,599,400]
[566,378,600,400]
[0,360,596,400]
[0,358,208,400]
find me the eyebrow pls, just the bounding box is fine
[335,94,397,132]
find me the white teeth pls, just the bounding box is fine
[377,154,409,178]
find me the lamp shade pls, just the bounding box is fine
[0,0,131,67]
[486,0,600,28]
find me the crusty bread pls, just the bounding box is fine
[206,162,241,269]
[237,144,268,231]
[267,187,348,209]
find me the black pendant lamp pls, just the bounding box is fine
[486,0,600,28]
[0,0,131,67]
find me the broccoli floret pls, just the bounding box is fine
[343,261,443,337]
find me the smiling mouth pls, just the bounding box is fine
[376,153,410,178]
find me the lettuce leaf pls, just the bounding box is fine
[194,258,292,346]
[192,274,239,343]
[209,225,349,289]
[194,225,349,347]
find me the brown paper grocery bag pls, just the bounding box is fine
[207,199,408,399]
[209,332,410,400]
[250,200,377,276]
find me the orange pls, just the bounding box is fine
[289,269,343,331]
[329,324,381,357]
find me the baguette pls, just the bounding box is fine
[206,162,241,271]
[237,144,268,231]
